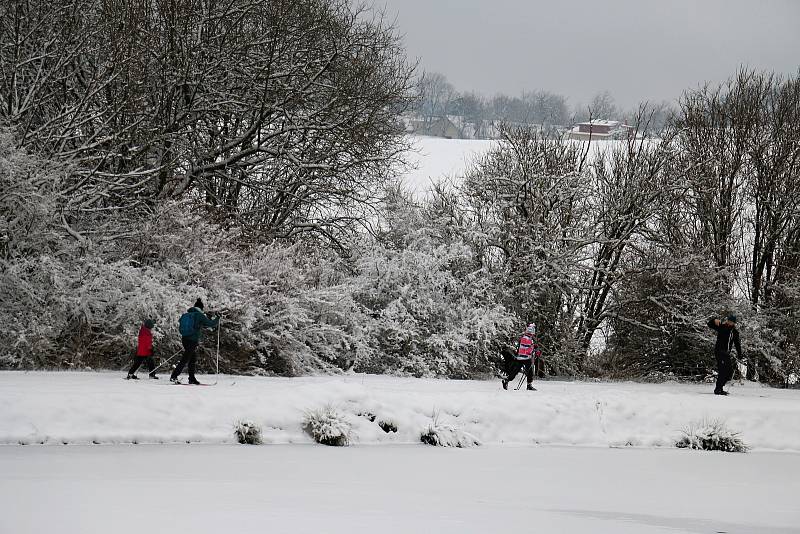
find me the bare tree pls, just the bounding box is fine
[574,107,677,355]
[672,70,763,292]
[416,71,456,125]
[660,69,800,381]
[449,124,590,372]
[744,73,800,309]
[1,0,416,246]
[522,90,569,127]
[574,90,619,123]
[589,90,619,119]
[452,91,487,138]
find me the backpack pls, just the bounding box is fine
[178,312,198,337]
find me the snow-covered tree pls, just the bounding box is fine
[1,0,415,246]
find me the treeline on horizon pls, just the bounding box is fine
[413,71,674,136]
[1,0,799,384]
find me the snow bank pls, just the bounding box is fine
[2,372,800,451]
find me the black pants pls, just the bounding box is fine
[506,358,533,385]
[129,356,156,375]
[715,352,733,392]
[172,337,199,380]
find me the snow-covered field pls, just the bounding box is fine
[401,135,496,194]
[3,371,800,450]
[2,444,798,534]
[400,135,627,195]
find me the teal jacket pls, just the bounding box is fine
[182,307,219,342]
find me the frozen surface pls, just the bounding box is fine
[2,371,800,451]
[0,444,797,534]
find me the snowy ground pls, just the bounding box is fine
[1,444,798,534]
[400,135,495,194]
[3,371,800,450]
[399,135,626,196]
[3,372,800,533]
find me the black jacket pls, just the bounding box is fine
[707,319,742,357]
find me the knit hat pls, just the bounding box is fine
[727,314,737,323]
[194,298,204,310]
[525,323,536,335]
[144,319,155,329]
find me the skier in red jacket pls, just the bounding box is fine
[127,319,158,379]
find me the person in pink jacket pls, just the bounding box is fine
[501,323,541,391]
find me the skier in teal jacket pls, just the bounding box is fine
[170,298,219,384]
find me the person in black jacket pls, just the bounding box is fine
[707,315,742,395]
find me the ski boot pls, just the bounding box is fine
[149,373,159,380]
[714,389,729,396]
[170,377,181,384]
[126,374,139,380]
[187,377,201,385]
[526,383,536,391]
[502,378,509,390]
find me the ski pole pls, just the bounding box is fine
[151,348,183,374]
[514,373,526,390]
[215,314,221,380]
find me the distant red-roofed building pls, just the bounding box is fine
[569,119,634,140]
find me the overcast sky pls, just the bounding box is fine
[375,0,800,109]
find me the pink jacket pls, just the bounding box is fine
[516,333,541,361]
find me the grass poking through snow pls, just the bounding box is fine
[676,419,748,452]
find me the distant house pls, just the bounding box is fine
[408,115,463,139]
[568,119,633,141]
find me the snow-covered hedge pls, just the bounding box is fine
[0,136,513,378]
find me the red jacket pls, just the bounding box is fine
[137,325,153,357]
